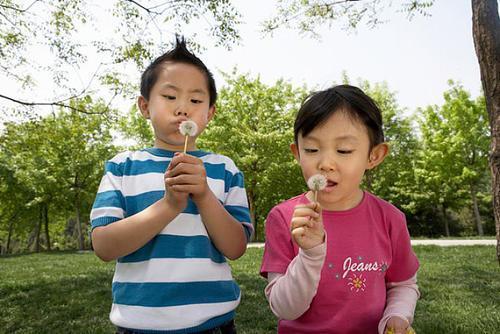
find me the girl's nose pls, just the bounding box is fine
[319,155,336,172]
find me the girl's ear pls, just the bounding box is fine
[290,142,300,162]
[138,96,150,119]
[367,143,389,170]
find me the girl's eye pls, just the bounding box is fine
[338,150,353,154]
[304,148,318,153]
[191,99,202,104]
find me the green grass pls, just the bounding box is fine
[1,246,499,333]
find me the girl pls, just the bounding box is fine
[260,85,419,334]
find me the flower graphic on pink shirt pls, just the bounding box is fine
[347,273,366,292]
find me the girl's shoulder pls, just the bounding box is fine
[267,193,307,221]
[364,191,405,220]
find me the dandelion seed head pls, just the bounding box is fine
[307,174,327,191]
[179,120,198,136]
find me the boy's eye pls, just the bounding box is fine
[304,148,318,153]
[163,95,176,100]
[191,99,202,104]
[338,150,353,154]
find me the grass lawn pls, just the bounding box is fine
[1,246,499,333]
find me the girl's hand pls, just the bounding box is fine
[290,202,325,250]
[385,316,413,334]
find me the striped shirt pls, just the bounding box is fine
[90,148,253,333]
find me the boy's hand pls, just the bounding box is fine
[164,152,211,204]
[290,202,324,250]
[385,316,412,334]
[164,161,189,213]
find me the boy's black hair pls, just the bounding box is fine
[140,35,217,106]
[294,84,384,151]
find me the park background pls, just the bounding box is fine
[0,1,499,333]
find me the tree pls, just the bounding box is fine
[0,100,117,252]
[471,0,500,262]
[0,0,242,116]
[198,72,308,240]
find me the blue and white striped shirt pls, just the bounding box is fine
[91,148,253,333]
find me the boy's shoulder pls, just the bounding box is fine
[107,149,163,162]
[198,151,241,175]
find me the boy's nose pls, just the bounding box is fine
[174,104,188,117]
[175,109,188,117]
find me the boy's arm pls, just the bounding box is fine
[265,242,326,320]
[195,190,247,260]
[92,157,187,262]
[378,274,420,334]
[92,199,182,262]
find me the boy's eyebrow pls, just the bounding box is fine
[160,83,207,94]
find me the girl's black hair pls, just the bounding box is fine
[140,35,217,106]
[294,85,384,150]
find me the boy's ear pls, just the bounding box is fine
[137,96,150,119]
[290,142,300,161]
[207,105,216,122]
[367,142,389,170]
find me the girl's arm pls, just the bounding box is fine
[265,241,326,320]
[378,274,420,334]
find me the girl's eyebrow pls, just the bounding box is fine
[305,134,359,143]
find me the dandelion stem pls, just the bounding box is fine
[183,136,188,154]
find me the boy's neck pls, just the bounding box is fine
[154,138,198,152]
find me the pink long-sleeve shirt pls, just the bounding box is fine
[260,192,420,334]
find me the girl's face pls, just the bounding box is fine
[291,110,387,211]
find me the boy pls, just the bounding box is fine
[91,36,253,334]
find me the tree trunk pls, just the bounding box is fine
[472,0,500,263]
[441,204,450,237]
[44,203,50,251]
[6,212,18,255]
[247,189,256,241]
[470,183,484,236]
[35,205,42,252]
[75,192,84,250]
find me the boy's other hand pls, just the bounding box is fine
[165,152,211,204]
[290,202,325,250]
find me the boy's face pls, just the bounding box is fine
[138,62,215,151]
[291,110,387,211]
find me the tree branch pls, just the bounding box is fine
[0,0,41,13]
[0,94,104,115]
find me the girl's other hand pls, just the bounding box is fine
[385,316,412,334]
[290,202,325,250]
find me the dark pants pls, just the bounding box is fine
[116,319,236,334]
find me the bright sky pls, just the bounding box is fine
[0,0,484,120]
[203,0,481,113]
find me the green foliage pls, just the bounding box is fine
[262,0,435,37]
[0,0,242,116]
[0,100,118,253]
[118,104,154,149]
[415,82,491,235]
[198,71,308,240]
